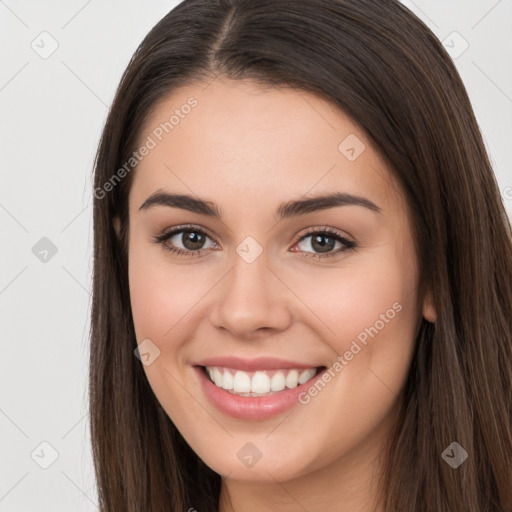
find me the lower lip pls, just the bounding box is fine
[194,366,325,421]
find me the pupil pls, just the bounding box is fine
[312,234,334,253]
[183,231,204,250]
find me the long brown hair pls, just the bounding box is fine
[89,0,512,510]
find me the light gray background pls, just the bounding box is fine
[1,1,511,510]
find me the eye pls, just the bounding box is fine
[291,226,356,259]
[153,224,357,260]
[153,225,218,258]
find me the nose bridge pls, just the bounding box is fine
[209,238,292,336]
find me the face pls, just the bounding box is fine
[117,77,435,484]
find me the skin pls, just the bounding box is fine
[114,77,436,512]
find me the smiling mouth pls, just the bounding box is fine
[200,365,326,397]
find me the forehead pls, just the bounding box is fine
[129,77,403,216]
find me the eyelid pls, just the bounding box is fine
[161,223,217,241]
[297,224,354,242]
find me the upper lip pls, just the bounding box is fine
[194,356,324,371]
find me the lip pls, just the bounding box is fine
[194,356,322,372]
[194,365,326,421]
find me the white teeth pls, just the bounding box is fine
[233,371,251,393]
[205,366,320,396]
[298,368,316,384]
[222,370,234,390]
[285,369,299,389]
[270,372,286,392]
[251,371,271,394]
[213,367,223,387]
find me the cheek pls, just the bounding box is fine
[277,244,420,443]
[127,244,209,421]
[128,241,214,343]
[281,250,419,358]
[277,255,419,474]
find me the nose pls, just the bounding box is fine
[209,248,293,339]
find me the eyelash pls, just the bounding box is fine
[152,224,357,260]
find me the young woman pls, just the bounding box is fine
[89,0,512,510]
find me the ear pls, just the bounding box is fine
[422,288,437,323]
[113,216,121,239]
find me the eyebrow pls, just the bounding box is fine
[138,190,381,220]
